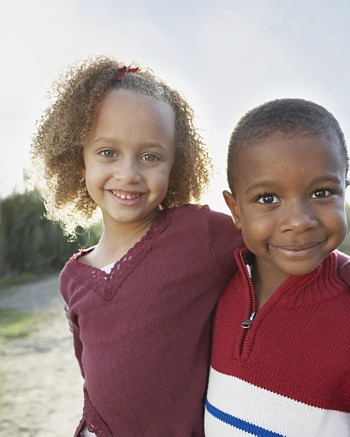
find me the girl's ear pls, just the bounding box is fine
[223,190,242,230]
[80,167,86,179]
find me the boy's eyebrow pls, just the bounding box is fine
[245,181,276,194]
[245,175,344,194]
[313,175,344,185]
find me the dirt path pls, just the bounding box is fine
[0,275,83,436]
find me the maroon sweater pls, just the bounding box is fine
[60,205,243,436]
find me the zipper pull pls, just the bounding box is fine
[241,311,256,329]
[246,263,252,278]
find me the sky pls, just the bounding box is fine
[1,0,350,212]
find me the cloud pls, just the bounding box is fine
[1,0,350,203]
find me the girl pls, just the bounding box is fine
[30,56,243,436]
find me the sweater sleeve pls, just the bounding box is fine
[336,250,350,407]
[337,249,350,285]
[59,267,85,378]
[66,306,84,378]
[205,205,244,280]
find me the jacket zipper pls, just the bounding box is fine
[241,311,256,329]
[237,251,257,359]
[236,252,256,361]
[240,251,257,327]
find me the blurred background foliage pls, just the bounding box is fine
[0,190,102,281]
[0,190,350,283]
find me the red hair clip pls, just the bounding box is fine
[116,66,139,81]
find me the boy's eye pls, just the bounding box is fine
[99,149,116,158]
[141,153,159,162]
[257,194,278,204]
[311,189,331,198]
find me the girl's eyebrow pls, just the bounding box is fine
[89,136,115,146]
[90,137,169,151]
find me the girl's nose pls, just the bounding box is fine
[113,158,141,183]
[279,201,318,233]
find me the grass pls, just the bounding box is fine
[0,372,11,409]
[0,303,45,412]
[0,273,41,292]
[0,308,43,408]
[0,308,42,344]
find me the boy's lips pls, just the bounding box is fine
[269,240,326,258]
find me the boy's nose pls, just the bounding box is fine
[279,201,318,233]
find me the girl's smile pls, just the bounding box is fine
[108,189,145,205]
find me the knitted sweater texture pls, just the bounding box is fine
[60,205,243,437]
[205,248,350,436]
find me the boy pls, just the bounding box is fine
[205,98,350,436]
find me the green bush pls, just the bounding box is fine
[0,190,349,276]
[0,191,101,275]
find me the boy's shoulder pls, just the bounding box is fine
[336,250,350,287]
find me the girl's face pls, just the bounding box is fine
[82,89,176,230]
[224,132,347,290]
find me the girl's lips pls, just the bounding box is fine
[110,189,142,200]
[108,189,144,205]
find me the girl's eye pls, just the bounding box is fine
[141,153,159,162]
[99,149,116,158]
[257,194,278,204]
[311,189,331,198]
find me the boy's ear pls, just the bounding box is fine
[223,190,242,230]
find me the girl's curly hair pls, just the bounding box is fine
[30,56,212,236]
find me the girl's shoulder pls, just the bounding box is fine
[175,203,236,233]
[170,203,242,251]
[60,247,95,275]
[171,203,233,222]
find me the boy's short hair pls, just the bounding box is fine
[227,98,348,192]
[30,56,211,235]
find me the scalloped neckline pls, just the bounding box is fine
[65,208,172,301]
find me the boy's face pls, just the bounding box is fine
[224,132,347,286]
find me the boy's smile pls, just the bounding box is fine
[224,131,347,295]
